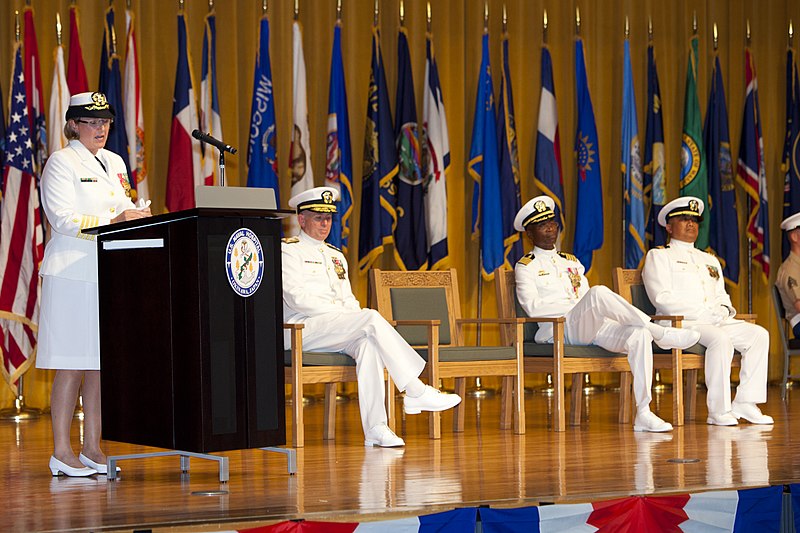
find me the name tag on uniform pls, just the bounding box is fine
[80,177,97,182]
[304,260,322,265]
[676,260,688,264]
[538,270,549,276]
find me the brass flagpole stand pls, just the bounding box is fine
[0,376,41,421]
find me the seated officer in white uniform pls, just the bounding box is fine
[642,196,772,426]
[514,196,700,432]
[776,212,800,339]
[282,187,461,447]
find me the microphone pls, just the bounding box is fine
[191,129,238,154]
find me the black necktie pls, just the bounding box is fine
[95,156,107,174]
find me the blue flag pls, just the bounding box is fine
[246,15,280,196]
[644,42,667,249]
[783,48,800,259]
[358,27,397,273]
[469,33,504,280]
[705,55,739,285]
[622,39,645,269]
[574,38,604,272]
[98,6,133,192]
[497,32,523,265]
[325,21,353,253]
[533,45,565,231]
[738,48,769,281]
[394,27,427,270]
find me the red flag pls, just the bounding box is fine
[23,6,47,171]
[66,4,89,94]
[1,44,44,393]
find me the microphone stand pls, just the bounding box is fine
[218,149,226,187]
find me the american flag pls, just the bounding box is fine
[0,44,44,392]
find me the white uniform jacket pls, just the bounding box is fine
[642,239,737,325]
[40,140,135,283]
[281,230,361,325]
[514,246,590,343]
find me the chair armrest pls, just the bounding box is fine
[283,323,304,330]
[455,318,525,325]
[650,315,684,321]
[391,319,442,326]
[737,313,757,323]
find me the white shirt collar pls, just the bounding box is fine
[668,239,695,249]
[299,230,325,246]
[533,246,558,256]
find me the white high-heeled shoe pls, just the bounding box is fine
[49,456,97,477]
[79,453,120,475]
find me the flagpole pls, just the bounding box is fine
[622,16,629,267]
[0,12,41,422]
[745,21,754,313]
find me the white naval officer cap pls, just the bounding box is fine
[288,186,339,214]
[657,196,704,227]
[781,212,800,232]
[514,195,556,231]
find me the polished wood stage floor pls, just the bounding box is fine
[3,385,798,533]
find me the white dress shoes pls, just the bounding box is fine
[731,402,774,425]
[633,410,673,432]
[654,328,701,351]
[403,385,462,415]
[49,456,97,477]
[706,412,739,426]
[79,453,120,475]
[364,423,405,447]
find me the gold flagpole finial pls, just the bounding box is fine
[262,0,267,16]
[209,0,214,12]
[111,21,118,55]
[15,11,20,42]
[337,0,342,22]
[502,4,507,33]
[790,20,794,47]
[56,12,63,46]
[625,16,629,38]
[692,11,697,35]
[427,2,431,32]
[713,22,718,50]
[543,9,548,43]
[400,0,404,26]
[746,19,751,45]
[179,0,184,12]
[484,2,489,32]
[648,16,653,42]
[294,0,299,20]
[374,0,379,26]
[127,0,131,10]
[576,7,581,36]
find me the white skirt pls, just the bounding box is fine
[36,276,100,370]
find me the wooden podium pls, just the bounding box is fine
[89,208,286,454]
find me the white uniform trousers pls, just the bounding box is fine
[563,286,655,409]
[687,322,768,415]
[298,309,426,433]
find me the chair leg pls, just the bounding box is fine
[292,381,304,448]
[684,369,698,423]
[618,372,633,424]
[453,378,467,432]
[323,383,336,441]
[672,364,685,427]
[782,351,790,401]
[386,375,396,432]
[570,373,584,426]
[500,376,512,430]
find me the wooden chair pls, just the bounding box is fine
[283,323,395,447]
[613,267,742,423]
[770,285,800,400]
[369,268,525,439]
[495,269,634,432]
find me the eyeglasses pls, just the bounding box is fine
[75,119,113,128]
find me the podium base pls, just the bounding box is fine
[0,398,41,421]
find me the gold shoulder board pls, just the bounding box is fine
[558,252,578,262]
[281,237,299,244]
[325,242,342,253]
[517,252,535,266]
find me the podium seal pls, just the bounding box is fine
[225,228,264,297]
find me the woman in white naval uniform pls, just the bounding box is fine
[37,93,151,476]
[513,196,701,432]
[642,197,772,426]
[282,187,461,447]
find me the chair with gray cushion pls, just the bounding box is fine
[284,323,394,447]
[613,267,743,423]
[369,268,525,439]
[770,285,800,400]
[495,269,634,432]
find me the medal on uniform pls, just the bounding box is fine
[117,173,132,198]
[567,268,581,297]
[331,257,346,279]
[706,265,720,279]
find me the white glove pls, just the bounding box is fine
[711,306,731,324]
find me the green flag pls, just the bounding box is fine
[679,35,709,249]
